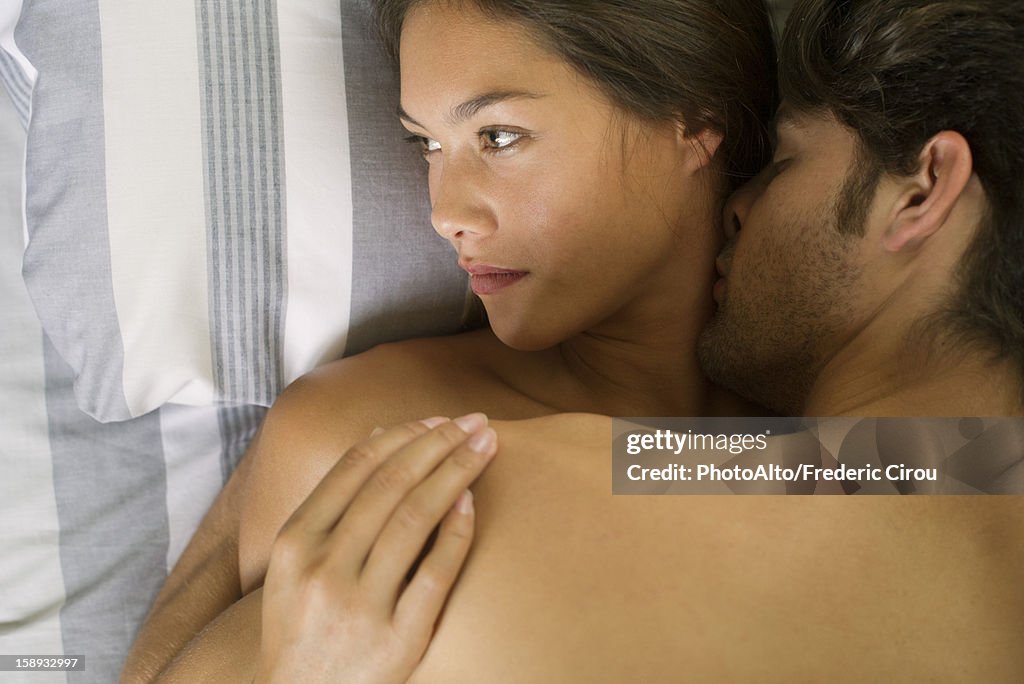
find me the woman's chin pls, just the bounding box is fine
[488,319,565,353]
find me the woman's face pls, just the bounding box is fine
[399,3,719,351]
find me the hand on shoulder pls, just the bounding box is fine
[237,339,482,590]
[255,416,497,684]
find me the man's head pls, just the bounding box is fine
[698,0,1024,415]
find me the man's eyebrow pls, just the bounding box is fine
[398,90,547,128]
[774,103,795,125]
[769,105,800,147]
[772,105,798,132]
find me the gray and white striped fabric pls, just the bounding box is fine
[0,0,470,681]
[9,0,469,422]
[0,0,32,128]
[2,70,247,683]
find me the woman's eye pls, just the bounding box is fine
[481,129,523,151]
[405,135,441,156]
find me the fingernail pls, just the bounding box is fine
[467,427,496,454]
[370,426,384,437]
[420,416,449,429]
[453,412,487,433]
[456,489,474,515]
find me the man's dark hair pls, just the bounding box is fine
[781,0,1024,388]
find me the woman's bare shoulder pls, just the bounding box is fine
[411,438,1024,681]
[260,329,509,432]
[236,329,514,590]
[290,330,494,399]
[493,413,612,439]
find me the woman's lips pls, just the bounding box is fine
[461,263,528,295]
[470,271,527,295]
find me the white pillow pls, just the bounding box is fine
[3,0,469,422]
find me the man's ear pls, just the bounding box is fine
[882,131,974,252]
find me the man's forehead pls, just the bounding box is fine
[773,103,808,134]
[772,103,850,141]
[774,103,796,125]
[770,103,864,168]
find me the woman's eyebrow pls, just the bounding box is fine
[398,90,548,128]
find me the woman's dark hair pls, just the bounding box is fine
[780,0,1024,391]
[373,0,778,193]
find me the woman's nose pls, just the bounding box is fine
[429,158,497,242]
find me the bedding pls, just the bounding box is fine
[0,1,470,681]
[7,0,469,423]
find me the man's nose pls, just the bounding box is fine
[430,158,497,242]
[722,175,763,241]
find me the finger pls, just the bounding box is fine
[283,418,445,538]
[392,490,475,642]
[326,414,487,574]
[359,427,495,599]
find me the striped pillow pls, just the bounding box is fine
[2,0,469,422]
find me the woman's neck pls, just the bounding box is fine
[514,265,717,416]
[554,323,711,416]
[554,226,722,416]
[489,211,725,417]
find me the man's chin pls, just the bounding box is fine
[696,323,798,416]
[696,321,748,398]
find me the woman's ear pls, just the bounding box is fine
[882,131,974,252]
[676,122,723,174]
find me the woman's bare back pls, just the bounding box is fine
[410,415,1024,681]
[239,340,1024,680]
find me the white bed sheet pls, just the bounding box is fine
[0,85,261,684]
